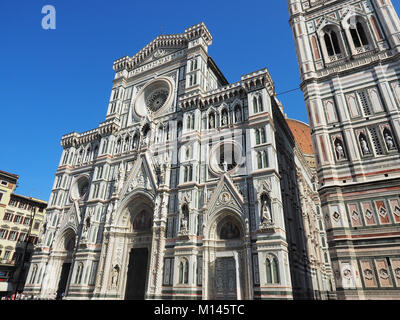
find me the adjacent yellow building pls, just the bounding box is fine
[0,170,47,297]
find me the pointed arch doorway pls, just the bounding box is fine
[206,212,248,300]
[121,194,154,300]
[125,247,149,300]
[55,228,76,300]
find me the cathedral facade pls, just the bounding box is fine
[288,0,400,299]
[24,23,334,300]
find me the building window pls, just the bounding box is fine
[324,29,341,56]
[178,258,189,284]
[1,181,7,186]
[8,231,17,241]
[33,222,40,230]
[29,265,38,284]
[350,22,369,48]
[89,261,98,286]
[75,263,84,284]
[257,150,268,169]
[18,233,26,242]
[255,128,266,145]
[368,127,384,155]
[163,258,174,286]
[14,215,22,224]
[3,250,11,261]
[3,212,13,221]
[0,229,8,239]
[0,192,3,202]
[186,114,195,130]
[23,217,31,226]
[196,257,202,286]
[266,256,280,284]
[183,165,193,183]
[253,255,260,285]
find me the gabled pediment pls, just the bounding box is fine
[206,174,244,219]
[113,22,212,73]
[120,153,158,198]
[114,34,188,72]
[59,206,78,236]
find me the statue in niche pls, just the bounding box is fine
[235,107,242,123]
[81,208,93,240]
[359,135,370,155]
[209,113,215,129]
[260,194,272,227]
[114,163,125,194]
[335,140,345,160]
[39,214,49,244]
[180,204,189,232]
[222,110,228,126]
[384,131,395,150]
[111,265,119,287]
[107,202,115,224]
[140,117,152,147]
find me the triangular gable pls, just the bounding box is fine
[129,35,187,69]
[206,174,244,219]
[58,206,78,236]
[120,152,158,198]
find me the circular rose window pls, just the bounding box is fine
[134,78,173,117]
[146,88,169,112]
[70,176,90,201]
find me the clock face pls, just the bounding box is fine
[146,88,169,112]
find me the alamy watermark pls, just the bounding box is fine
[41,5,56,30]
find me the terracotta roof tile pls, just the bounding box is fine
[286,119,314,155]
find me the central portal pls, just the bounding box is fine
[215,257,237,300]
[124,248,149,300]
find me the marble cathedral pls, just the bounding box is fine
[24,23,335,300]
[288,0,400,299]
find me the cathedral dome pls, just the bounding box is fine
[286,119,314,155]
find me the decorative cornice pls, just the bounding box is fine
[179,68,275,110]
[112,22,212,74]
[61,119,120,149]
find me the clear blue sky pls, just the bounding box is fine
[1,0,399,201]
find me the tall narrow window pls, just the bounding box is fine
[253,97,259,113]
[75,263,84,284]
[350,22,369,48]
[266,259,272,284]
[262,151,268,168]
[30,264,38,284]
[272,258,280,284]
[163,258,174,286]
[258,96,264,112]
[358,90,372,116]
[257,152,263,169]
[369,127,383,155]
[324,30,341,56]
[260,128,266,144]
[196,257,203,286]
[255,129,261,145]
[179,258,189,284]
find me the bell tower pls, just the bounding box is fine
[288,0,400,299]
